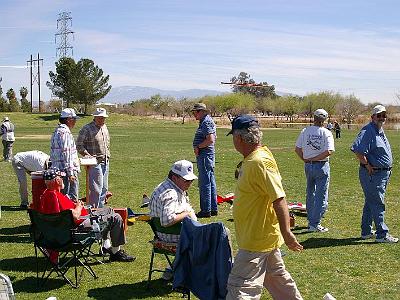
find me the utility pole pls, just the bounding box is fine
[27,53,43,112]
[55,12,74,58]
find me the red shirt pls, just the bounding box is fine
[38,189,88,225]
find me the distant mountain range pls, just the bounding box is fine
[100,86,225,104]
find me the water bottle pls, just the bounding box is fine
[92,220,101,239]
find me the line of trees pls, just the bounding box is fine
[0,85,31,112]
[125,72,371,126]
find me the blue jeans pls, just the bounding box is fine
[197,153,217,213]
[62,170,79,201]
[88,162,109,208]
[359,167,390,239]
[305,161,330,228]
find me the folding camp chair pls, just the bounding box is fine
[28,209,98,288]
[147,218,190,299]
[0,273,15,300]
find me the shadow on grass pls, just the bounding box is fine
[0,257,38,273]
[12,276,65,293]
[88,279,174,299]
[301,237,370,249]
[0,224,30,235]
[0,224,31,243]
[0,205,28,212]
[37,115,59,122]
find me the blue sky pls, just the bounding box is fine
[1,0,400,104]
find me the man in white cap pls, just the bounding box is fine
[1,116,15,162]
[12,150,50,209]
[76,107,110,208]
[149,160,198,243]
[351,105,398,243]
[295,108,335,232]
[50,108,80,200]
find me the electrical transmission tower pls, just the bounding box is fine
[55,12,74,58]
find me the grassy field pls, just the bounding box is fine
[0,112,399,300]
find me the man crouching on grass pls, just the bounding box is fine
[37,167,135,262]
[226,115,303,300]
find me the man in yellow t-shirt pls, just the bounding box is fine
[226,115,303,300]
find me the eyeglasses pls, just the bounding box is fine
[376,113,387,118]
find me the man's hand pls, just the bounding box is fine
[282,231,303,252]
[194,147,199,157]
[366,164,374,175]
[188,210,197,222]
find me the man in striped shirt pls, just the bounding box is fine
[50,108,80,201]
[149,160,198,243]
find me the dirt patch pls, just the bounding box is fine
[18,135,51,139]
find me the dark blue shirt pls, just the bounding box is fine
[351,122,392,168]
[192,114,216,154]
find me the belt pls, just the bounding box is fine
[360,164,392,171]
[305,161,327,164]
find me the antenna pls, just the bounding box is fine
[55,11,74,58]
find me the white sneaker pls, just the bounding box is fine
[361,230,376,240]
[308,225,329,233]
[376,234,398,243]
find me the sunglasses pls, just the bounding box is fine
[180,176,194,183]
[376,113,387,118]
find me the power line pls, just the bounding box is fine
[55,12,74,58]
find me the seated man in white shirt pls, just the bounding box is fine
[149,160,198,243]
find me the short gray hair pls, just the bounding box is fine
[233,126,263,144]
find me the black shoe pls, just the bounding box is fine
[211,211,218,216]
[19,204,28,210]
[109,250,136,262]
[101,247,113,256]
[196,211,211,218]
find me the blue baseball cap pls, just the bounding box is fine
[227,115,259,136]
[43,167,66,180]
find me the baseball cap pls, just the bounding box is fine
[314,109,328,119]
[3,117,9,121]
[226,115,259,136]
[191,103,207,111]
[372,104,386,115]
[60,108,79,119]
[93,108,109,117]
[43,167,66,180]
[171,160,198,180]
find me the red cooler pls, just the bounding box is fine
[31,171,46,210]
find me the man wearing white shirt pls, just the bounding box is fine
[12,150,50,209]
[295,109,335,232]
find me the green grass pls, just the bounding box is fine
[1,112,399,299]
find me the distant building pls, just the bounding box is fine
[96,102,118,108]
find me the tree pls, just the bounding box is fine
[336,95,364,129]
[19,86,30,112]
[230,72,277,98]
[47,57,111,114]
[6,88,20,112]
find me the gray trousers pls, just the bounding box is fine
[87,207,126,247]
[2,140,13,161]
[11,160,29,205]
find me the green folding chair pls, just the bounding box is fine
[28,209,98,288]
[146,217,190,298]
